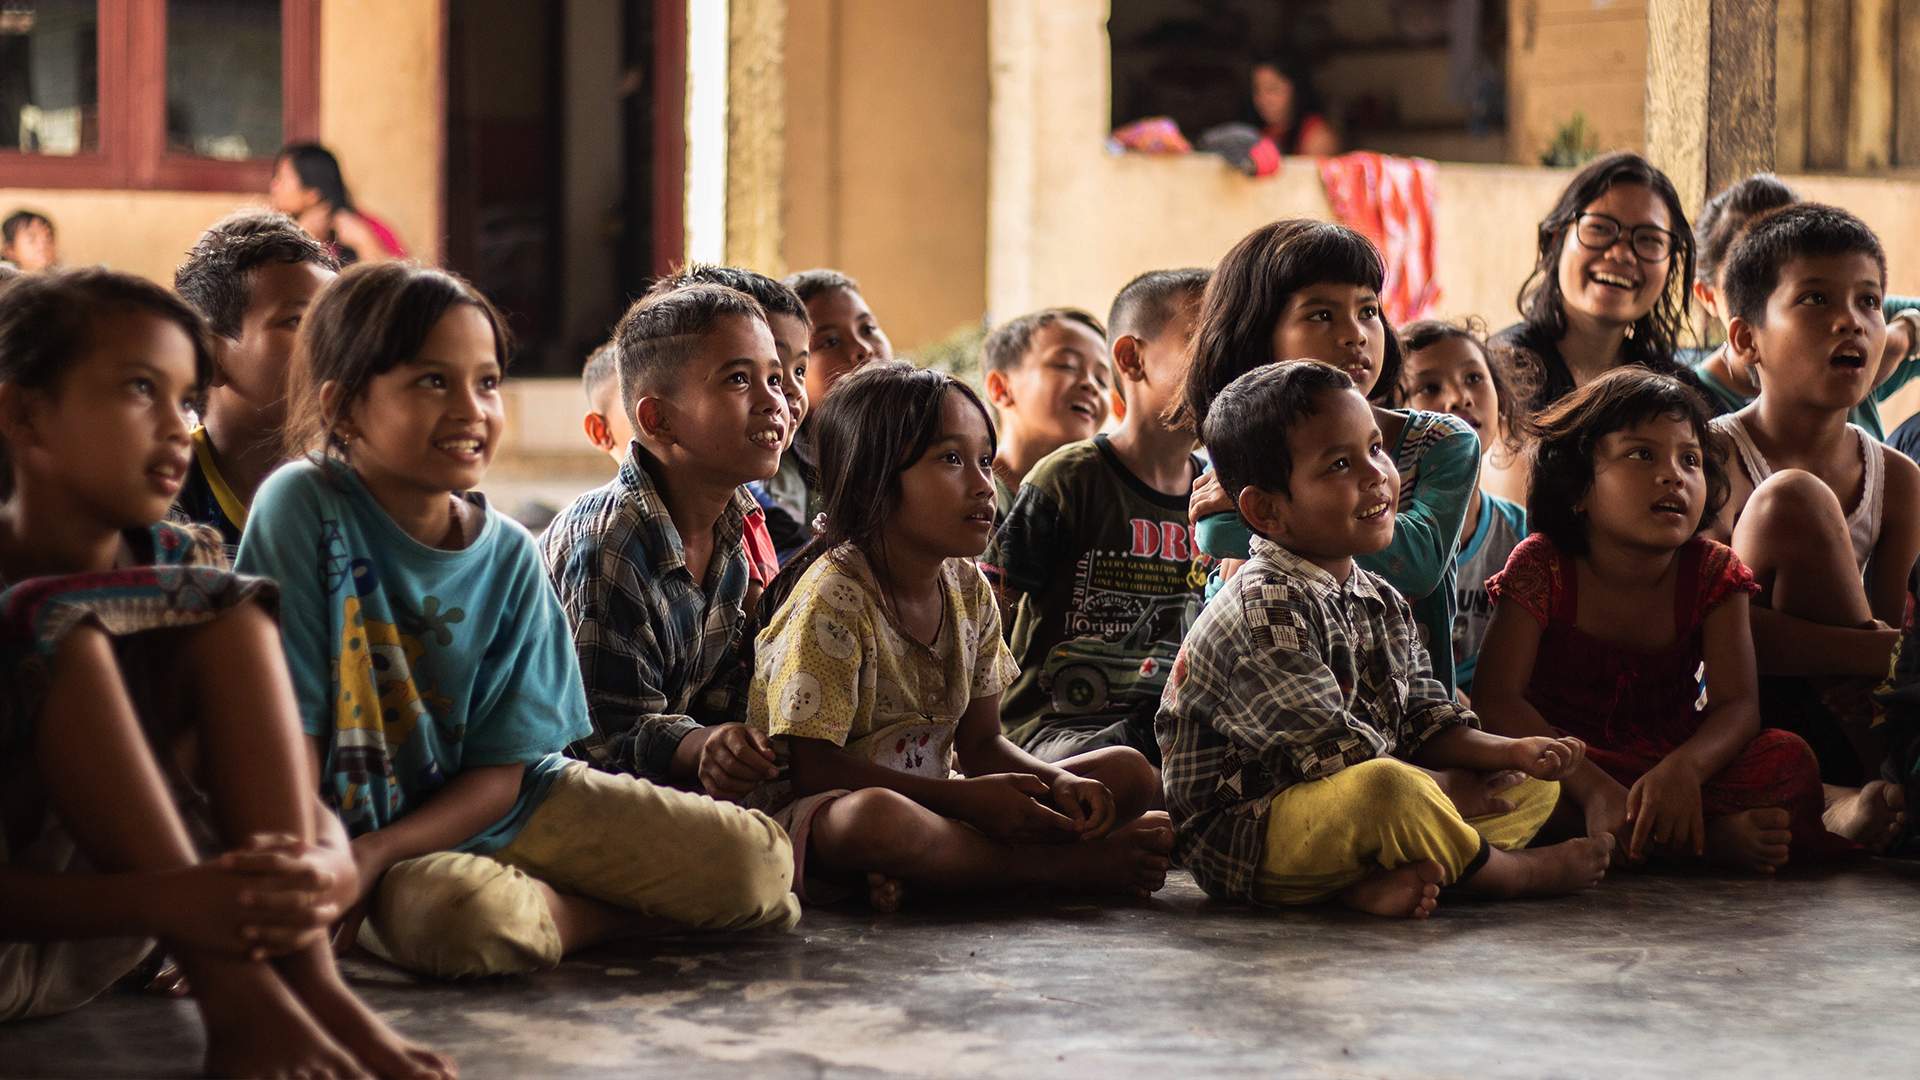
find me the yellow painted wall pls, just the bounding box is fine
[781,0,990,354]
[0,0,444,285]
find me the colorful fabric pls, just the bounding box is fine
[1452,493,1527,692]
[1317,152,1440,324]
[1196,408,1479,690]
[168,425,248,561]
[1255,760,1557,904]
[1488,534,1838,856]
[984,435,1204,761]
[1108,116,1193,155]
[237,458,588,855]
[540,440,758,782]
[742,506,780,588]
[1157,534,1472,902]
[749,543,1019,811]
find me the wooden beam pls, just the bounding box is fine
[725,0,787,272]
[1897,0,1920,165]
[1808,0,1851,167]
[1646,0,1776,214]
[1776,0,1809,170]
[1848,0,1896,170]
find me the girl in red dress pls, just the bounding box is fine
[1471,368,1847,872]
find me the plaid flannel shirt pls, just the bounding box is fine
[541,442,758,782]
[1155,535,1472,902]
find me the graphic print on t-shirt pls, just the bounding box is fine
[1042,522,1202,715]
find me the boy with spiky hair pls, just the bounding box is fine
[172,209,339,554]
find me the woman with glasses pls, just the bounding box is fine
[1493,152,1699,417]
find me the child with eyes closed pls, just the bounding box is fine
[1471,368,1849,873]
[749,361,1172,911]
[1185,219,1481,695]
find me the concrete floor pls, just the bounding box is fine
[3,863,1916,1079]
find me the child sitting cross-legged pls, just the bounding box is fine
[238,265,798,980]
[0,269,450,1076]
[171,209,340,558]
[750,361,1173,910]
[1159,360,1609,918]
[1473,368,1849,872]
[1707,203,1914,850]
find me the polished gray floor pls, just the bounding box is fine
[3,863,1915,1079]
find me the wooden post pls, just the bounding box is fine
[1776,0,1809,171]
[1849,0,1896,170]
[1646,0,1777,215]
[1895,0,1920,165]
[725,0,788,273]
[1808,0,1851,168]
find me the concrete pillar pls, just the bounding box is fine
[1644,0,1777,214]
[727,0,788,272]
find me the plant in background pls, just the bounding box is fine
[913,321,989,388]
[1540,112,1600,168]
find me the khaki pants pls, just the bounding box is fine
[1254,758,1559,905]
[362,763,800,978]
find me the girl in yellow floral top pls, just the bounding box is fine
[750,362,1173,908]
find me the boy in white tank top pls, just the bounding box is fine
[1710,203,1916,851]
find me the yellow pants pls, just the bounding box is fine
[1254,758,1559,905]
[362,763,801,978]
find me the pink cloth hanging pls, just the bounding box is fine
[1317,152,1440,324]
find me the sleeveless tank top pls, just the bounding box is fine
[1711,413,1884,575]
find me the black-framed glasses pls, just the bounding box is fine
[1573,213,1676,263]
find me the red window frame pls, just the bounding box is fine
[0,0,318,191]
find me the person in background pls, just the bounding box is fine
[1249,56,1338,157]
[269,143,408,265]
[0,211,57,272]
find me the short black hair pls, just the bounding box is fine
[1,210,52,248]
[981,308,1107,374]
[581,340,618,402]
[1721,202,1887,326]
[1397,315,1529,455]
[174,210,340,338]
[1525,367,1728,557]
[613,283,767,411]
[1109,268,1210,342]
[1694,173,1798,286]
[783,268,862,304]
[0,268,216,497]
[648,263,808,326]
[1202,360,1354,500]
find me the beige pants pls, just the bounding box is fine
[362,763,800,978]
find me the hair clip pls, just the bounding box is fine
[811,513,828,535]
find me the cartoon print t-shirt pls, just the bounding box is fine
[982,436,1204,754]
[237,458,589,854]
[748,543,1019,810]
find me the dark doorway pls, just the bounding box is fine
[444,0,684,376]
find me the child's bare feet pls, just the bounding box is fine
[281,951,456,1079]
[1338,860,1443,918]
[1704,808,1793,873]
[1823,781,1907,853]
[195,967,364,1080]
[1464,835,1612,899]
[1058,811,1173,897]
[866,872,905,913]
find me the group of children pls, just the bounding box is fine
[2,148,1917,1075]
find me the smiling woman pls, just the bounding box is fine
[1494,151,1699,419]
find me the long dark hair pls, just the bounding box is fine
[1247,56,1326,154]
[1694,173,1798,286]
[278,142,355,212]
[1516,152,1695,368]
[761,361,996,617]
[1525,368,1727,557]
[1179,218,1402,432]
[284,262,511,463]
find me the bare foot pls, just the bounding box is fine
[1464,835,1612,899]
[1057,811,1174,897]
[1823,781,1908,853]
[866,872,905,913]
[1338,860,1443,918]
[194,966,365,1080]
[281,951,456,1079]
[1705,808,1793,873]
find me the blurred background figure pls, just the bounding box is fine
[269,142,408,265]
[0,210,57,271]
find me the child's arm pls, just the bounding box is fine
[1359,419,1480,600]
[341,764,526,902]
[786,735,1079,843]
[1470,597,1630,843]
[1747,606,1900,676]
[1621,594,1763,861]
[951,690,1118,838]
[1866,450,1920,626]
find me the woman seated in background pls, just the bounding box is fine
[269,142,408,265]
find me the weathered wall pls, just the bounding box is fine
[780,0,990,353]
[0,0,445,284]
